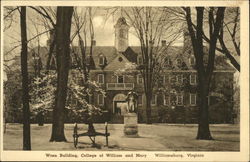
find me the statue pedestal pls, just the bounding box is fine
[124,113,138,137]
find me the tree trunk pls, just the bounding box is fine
[196,78,213,140]
[20,6,31,150]
[184,7,225,140]
[145,93,152,124]
[50,7,73,142]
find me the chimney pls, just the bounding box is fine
[183,28,192,53]
[91,40,96,46]
[78,39,84,47]
[161,40,166,46]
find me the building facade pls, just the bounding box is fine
[5,17,236,124]
[70,17,235,124]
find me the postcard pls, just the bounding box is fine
[0,0,249,161]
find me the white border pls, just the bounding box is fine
[1,1,249,161]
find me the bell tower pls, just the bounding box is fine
[114,17,129,52]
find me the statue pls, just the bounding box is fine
[126,91,138,113]
[124,91,139,137]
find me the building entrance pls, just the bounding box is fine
[113,94,127,115]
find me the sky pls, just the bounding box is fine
[3,7,184,51]
[3,7,142,49]
[2,6,184,76]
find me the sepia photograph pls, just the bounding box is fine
[0,1,249,161]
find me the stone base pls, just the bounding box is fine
[124,113,138,137]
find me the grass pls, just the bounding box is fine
[3,123,239,151]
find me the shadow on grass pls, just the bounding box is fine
[68,141,120,150]
[212,130,239,134]
[213,139,240,143]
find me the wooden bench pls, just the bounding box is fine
[72,122,110,148]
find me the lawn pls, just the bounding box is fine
[3,123,239,151]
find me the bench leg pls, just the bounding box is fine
[106,135,109,147]
[73,123,78,148]
[73,136,78,148]
[89,136,96,146]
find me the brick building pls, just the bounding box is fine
[5,17,236,124]
[69,17,235,123]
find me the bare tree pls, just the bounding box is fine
[50,6,73,142]
[20,6,31,150]
[122,7,182,123]
[28,6,57,71]
[167,7,240,72]
[183,7,226,140]
[218,7,240,71]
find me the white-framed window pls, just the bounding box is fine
[117,75,124,83]
[190,74,197,85]
[176,74,183,84]
[138,95,143,105]
[190,56,195,66]
[190,93,197,105]
[137,74,143,84]
[164,95,170,106]
[99,56,105,65]
[151,94,157,106]
[98,94,104,106]
[138,56,143,65]
[176,94,183,106]
[97,74,104,84]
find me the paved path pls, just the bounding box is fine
[107,124,168,151]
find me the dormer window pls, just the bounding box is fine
[138,56,143,65]
[99,55,105,66]
[176,58,182,66]
[190,56,195,66]
[164,57,171,67]
[137,74,143,84]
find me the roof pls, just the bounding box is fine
[13,44,235,72]
[114,17,129,27]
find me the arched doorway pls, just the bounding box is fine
[113,93,127,115]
